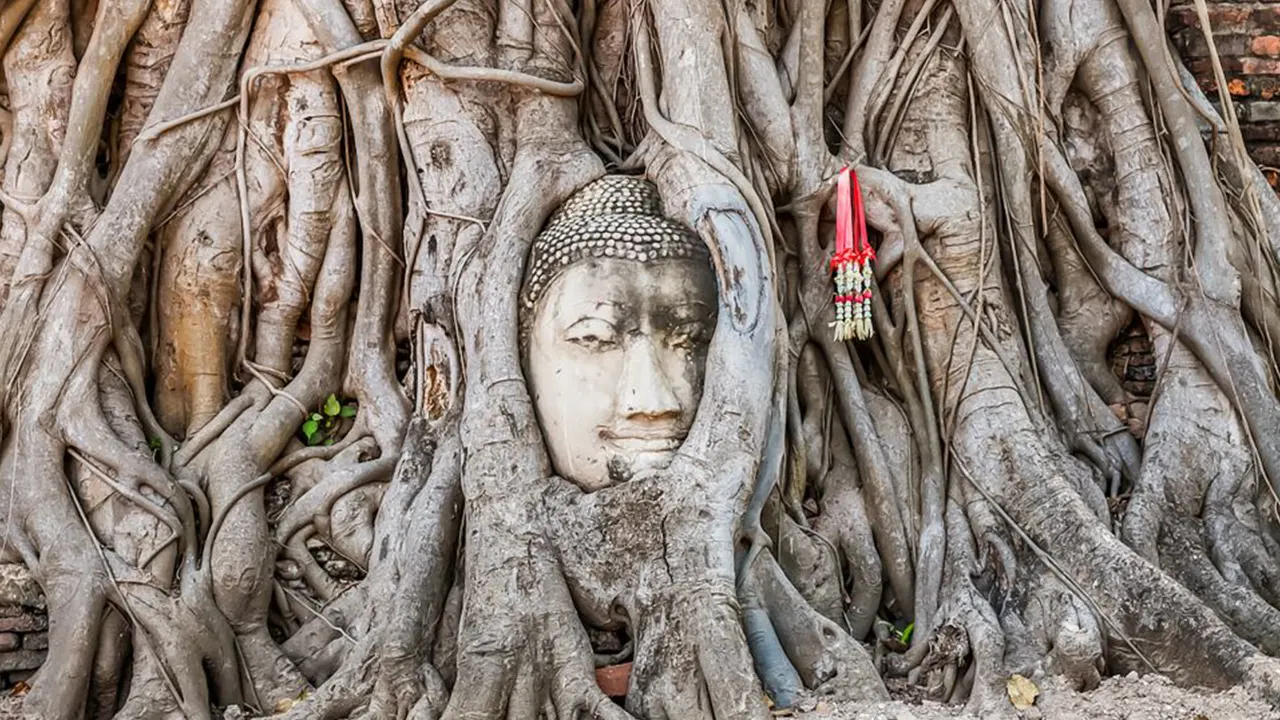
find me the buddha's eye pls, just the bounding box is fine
[572,334,618,351]
[565,319,619,351]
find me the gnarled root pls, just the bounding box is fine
[444,487,625,720]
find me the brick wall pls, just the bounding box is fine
[1169,1,1280,190]
[1111,322,1156,398]
[0,564,46,690]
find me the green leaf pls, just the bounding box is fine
[340,404,357,418]
[302,418,319,441]
[311,412,323,422]
[900,622,914,644]
[324,394,341,417]
[147,436,163,450]
[324,438,335,446]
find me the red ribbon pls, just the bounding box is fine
[831,167,873,269]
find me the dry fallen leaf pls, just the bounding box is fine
[272,690,311,714]
[10,680,29,697]
[765,694,796,717]
[1007,673,1040,710]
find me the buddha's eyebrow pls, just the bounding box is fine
[566,312,618,324]
[560,299,622,315]
[563,308,623,329]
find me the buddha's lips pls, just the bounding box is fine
[599,427,686,452]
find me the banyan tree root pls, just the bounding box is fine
[1,0,1280,718]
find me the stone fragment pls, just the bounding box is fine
[0,614,46,633]
[0,650,46,672]
[0,565,44,609]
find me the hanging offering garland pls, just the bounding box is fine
[830,167,875,341]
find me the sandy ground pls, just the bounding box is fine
[797,673,1279,720]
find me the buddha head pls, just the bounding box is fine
[521,175,718,492]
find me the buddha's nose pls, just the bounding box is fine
[617,339,681,421]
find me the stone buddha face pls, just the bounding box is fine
[522,176,718,492]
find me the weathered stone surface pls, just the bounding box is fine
[0,650,46,673]
[0,634,18,652]
[0,565,43,609]
[522,175,718,493]
[1251,101,1280,122]
[0,614,46,634]
[23,632,47,651]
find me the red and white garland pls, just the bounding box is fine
[831,167,874,341]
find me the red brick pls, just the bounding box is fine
[1255,35,1280,56]
[1170,5,1280,34]
[596,662,631,697]
[1240,123,1280,143]
[1169,7,1198,29]
[1263,7,1280,33]
[1242,57,1280,74]
[1186,57,1244,80]
[0,634,17,652]
[1171,30,1253,58]
[1250,143,1280,166]
[1206,6,1252,32]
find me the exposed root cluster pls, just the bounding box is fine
[0,0,1278,718]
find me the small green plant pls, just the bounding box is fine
[301,393,357,446]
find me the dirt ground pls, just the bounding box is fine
[0,671,1274,718]
[796,673,1279,720]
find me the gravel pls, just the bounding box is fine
[795,673,1279,720]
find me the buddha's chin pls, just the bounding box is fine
[605,448,676,485]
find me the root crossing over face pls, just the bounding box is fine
[525,257,717,491]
